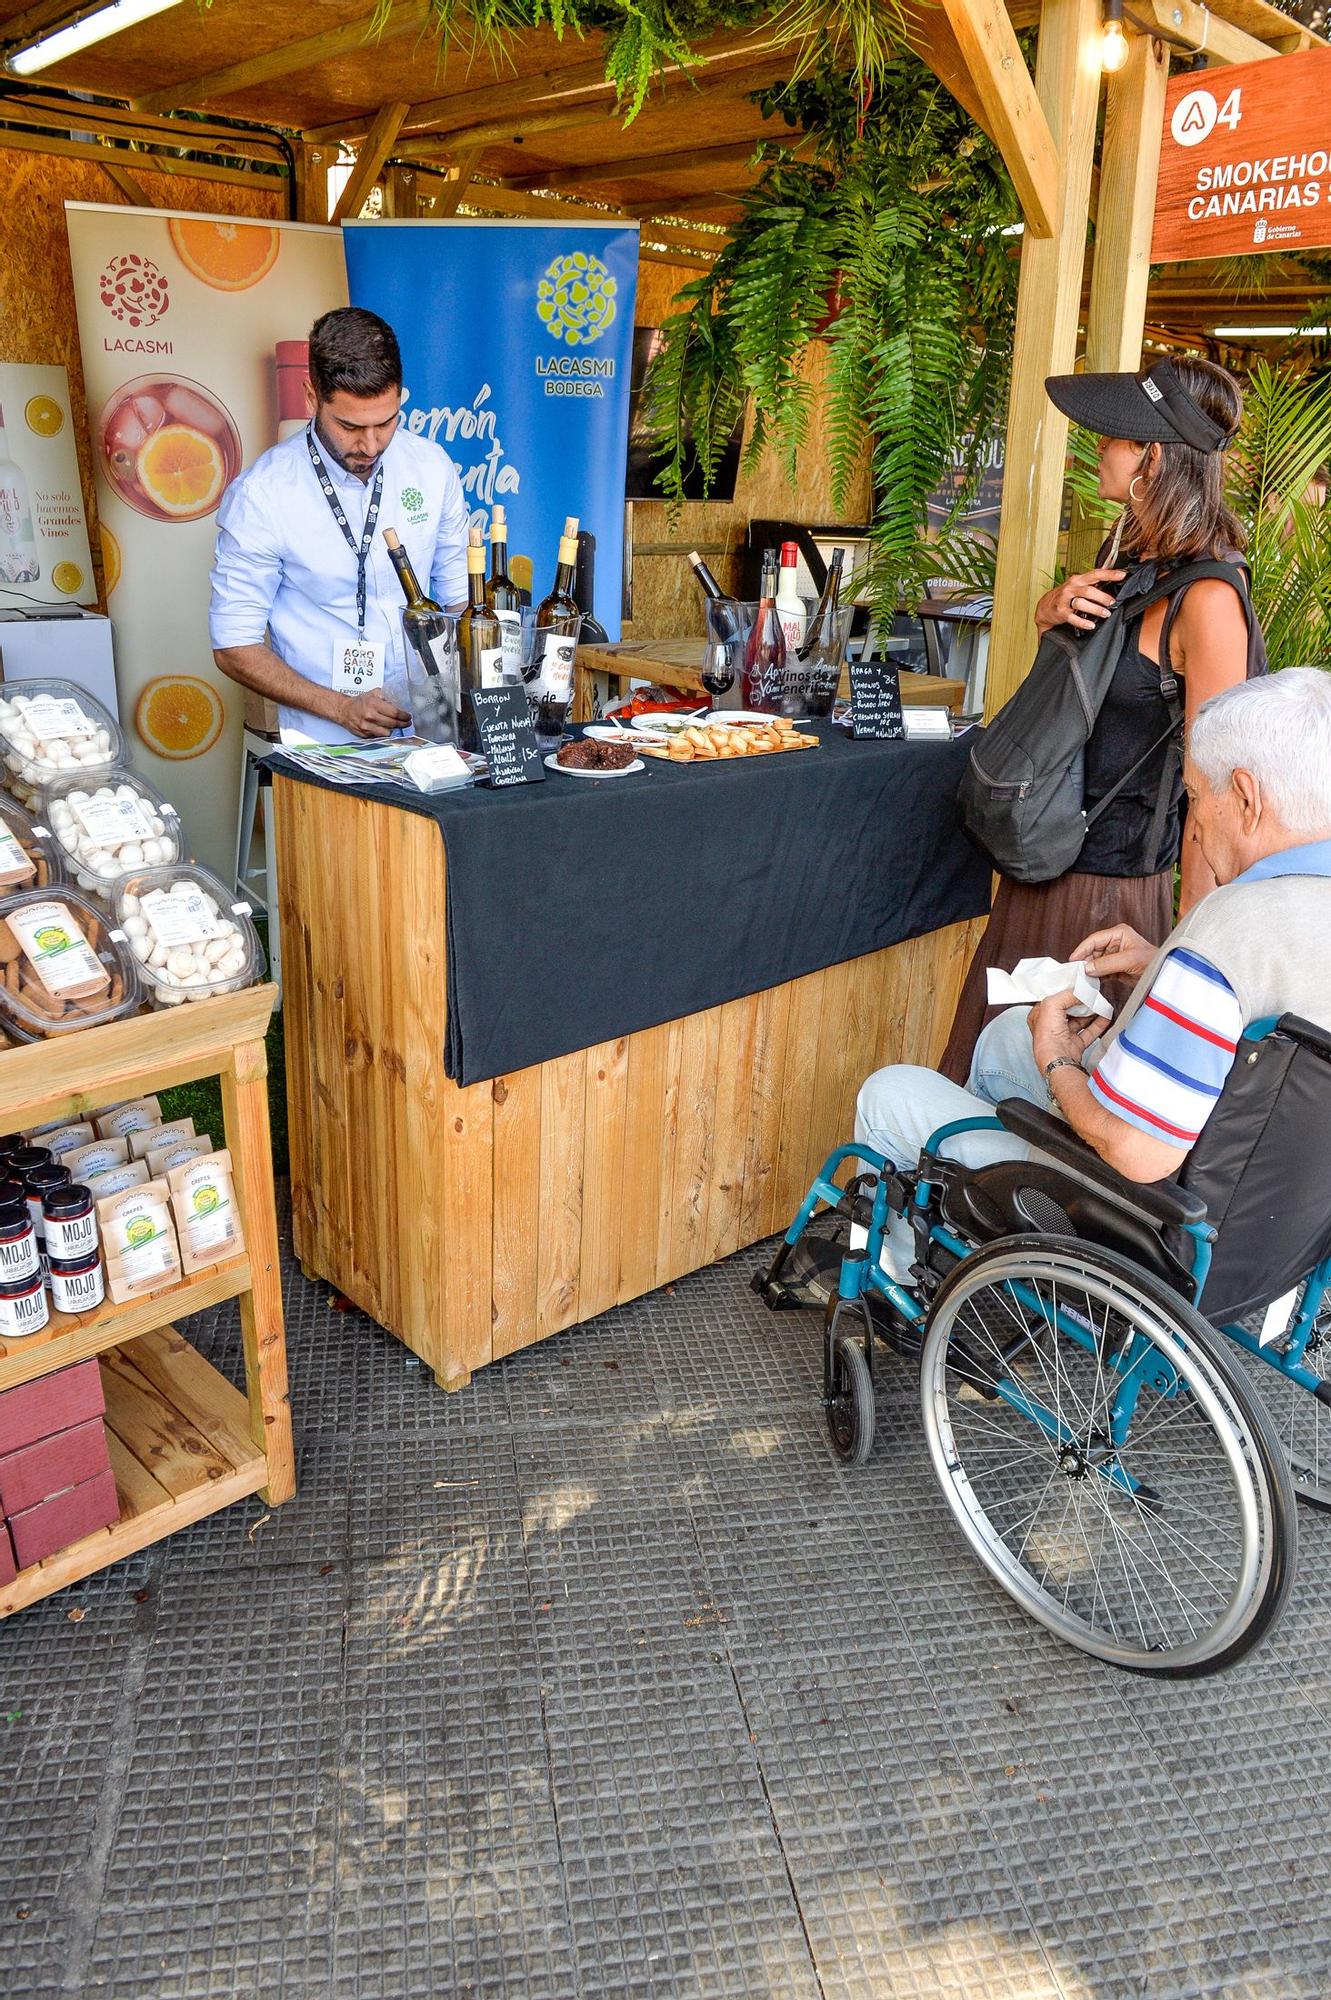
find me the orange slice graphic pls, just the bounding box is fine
[168,218,280,291]
[24,395,63,437]
[136,424,225,519]
[135,676,226,760]
[100,523,121,598]
[51,561,84,595]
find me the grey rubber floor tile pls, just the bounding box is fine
[83,1888,334,1999]
[346,1428,523,1564]
[155,1430,352,1574]
[0,1898,68,2000]
[331,1862,579,2000]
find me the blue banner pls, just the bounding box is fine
[343,219,639,639]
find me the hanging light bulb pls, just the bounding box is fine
[1101,0,1129,71]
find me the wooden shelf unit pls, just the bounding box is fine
[0,987,293,1619]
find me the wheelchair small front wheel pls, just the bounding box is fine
[826,1322,875,1467]
[920,1236,1296,1676]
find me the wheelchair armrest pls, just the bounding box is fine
[995,1098,1208,1228]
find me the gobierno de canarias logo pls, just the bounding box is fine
[536,252,618,347]
[99,253,170,328]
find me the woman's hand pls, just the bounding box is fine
[1070,924,1155,981]
[1034,568,1126,638]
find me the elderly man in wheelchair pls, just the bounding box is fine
[757,669,1331,1675]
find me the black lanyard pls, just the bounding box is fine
[306,426,383,640]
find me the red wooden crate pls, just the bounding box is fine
[0,1361,106,1457]
[0,1417,111,1519]
[7,1467,120,1570]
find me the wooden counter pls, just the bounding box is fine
[274,778,983,1391]
[573,638,967,721]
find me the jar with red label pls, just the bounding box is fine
[0,1196,39,1282]
[0,1266,49,1337]
[47,1249,104,1315]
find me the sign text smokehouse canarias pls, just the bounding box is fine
[1151,48,1331,264]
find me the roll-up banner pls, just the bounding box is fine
[343,219,639,638]
[65,203,347,874]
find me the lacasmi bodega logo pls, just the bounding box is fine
[534,250,620,398]
[99,253,170,328]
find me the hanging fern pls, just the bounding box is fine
[641,59,1021,613]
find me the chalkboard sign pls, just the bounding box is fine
[470,687,545,787]
[849,660,904,740]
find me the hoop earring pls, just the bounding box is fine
[1128,474,1146,503]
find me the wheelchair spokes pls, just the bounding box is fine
[1226,1281,1331,1510]
[920,1238,1296,1676]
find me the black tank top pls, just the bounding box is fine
[1078,620,1182,879]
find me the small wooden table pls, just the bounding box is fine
[574,639,968,722]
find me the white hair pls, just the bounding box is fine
[1189,668,1331,835]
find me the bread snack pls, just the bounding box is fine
[0,681,122,811]
[44,769,183,901]
[168,1149,244,1275]
[639,718,818,764]
[0,886,140,1040]
[0,798,64,893]
[97,1179,181,1303]
[113,864,262,1008]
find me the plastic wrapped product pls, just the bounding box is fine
[128,1116,194,1163]
[0,888,140,1040]
[168,1148,244,1274]
[64,1137,129,1182]
[0,796,67,892]
[146,1132,213,1178]
[0,681,123,810]
[112,864,263,1008]
[96,1180,180,1303]
[42,768,184,904]
[95,1096,162,1141]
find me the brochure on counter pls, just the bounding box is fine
[274,736,486,791]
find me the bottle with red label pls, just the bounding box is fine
[774,541,807,655]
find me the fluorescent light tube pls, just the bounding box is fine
[1212,325,1329,338]
[6,0,185,75]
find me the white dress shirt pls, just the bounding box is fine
[209,421,470,743]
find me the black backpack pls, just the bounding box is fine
[958,558,1265,883]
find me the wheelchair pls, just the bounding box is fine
[754,1013,1331,1677]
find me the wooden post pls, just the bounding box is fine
[293,142,333,224]
[984,0,1104,718]
[381,165,417,218]
[220,1037,295,1506]
[1067,29,1170,572]
[332,102,410,224]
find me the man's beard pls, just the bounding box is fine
[314,411,380,480]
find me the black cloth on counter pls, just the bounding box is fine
[268,724,991,1086]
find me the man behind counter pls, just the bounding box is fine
[209,306,469,743]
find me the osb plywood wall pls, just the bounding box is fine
[628,255,873,640]
[0,146,281,603]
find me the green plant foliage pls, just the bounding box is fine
[641,60,1021,611]
[1230,361,1331,671]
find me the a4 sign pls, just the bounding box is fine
[1152,47,1331,263]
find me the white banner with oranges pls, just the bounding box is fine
[66,203,346,874]
[0,363,95,609]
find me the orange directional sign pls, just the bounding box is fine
[1152,48,1331,263]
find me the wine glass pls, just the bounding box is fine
[703,599,755,711]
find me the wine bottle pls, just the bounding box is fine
[383,527,458,744]
[529,514,581,743]
[573,530,609,646]
[486,504,524,681]
[742,547,786,713]
[798,546,846,717]
[458,525,504,754]
[688,549,727,602]
[774,541,807,653]
[0,404,40,587]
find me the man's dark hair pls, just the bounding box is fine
[308,307,401,401]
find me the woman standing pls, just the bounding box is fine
[940,356,1262,1084]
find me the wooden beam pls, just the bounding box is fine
[1067,30,1170,570]
[292,140,332,224]
[432,145,481,216]
[906,13,1000,147]
[507,137,791,193]
[985,0,1103,718]
[937,0,1060,238]
[135,2,432,116]
[412,171,633,220]
[303,25,789,146]
[0,93,285,156]
[0,0,83,45]
[1137,0,1276,62]
[100,161,154,206]
[621,189,748,217]
[0,123,285,190]
[332,101,410,223]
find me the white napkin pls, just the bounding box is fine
[986,956,1113,1022]
[402,744,473,792]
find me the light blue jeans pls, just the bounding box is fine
[853,1006,1099,1273]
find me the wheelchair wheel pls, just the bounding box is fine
[826,1311,875,1467]
[920,1235,1296,1676]
[1232,1298,1331,1510]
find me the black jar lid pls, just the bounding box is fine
[0,1197,31,1232]
[0,1266,44,1296]
[42,1181,94,1220]
[0,1175,25,1206]
[9,1145,52,1176]
[23,1162,70,1196]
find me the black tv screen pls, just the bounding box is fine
[624,326,744,504]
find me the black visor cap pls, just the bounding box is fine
[1044,359,1229,453]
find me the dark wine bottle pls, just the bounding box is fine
[798,547,844,660]
[742,547,786,712]
[688,549,727,602]
[458,525,503,755]
[573,530,609,646]
[529,514,581,741]
[486,504,524,681]
[797,546,846,717]
[383,527,458,743]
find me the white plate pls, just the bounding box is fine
[629,712,708,736]
[545,752,644,778]
[631,709,795,734]
[585,723,667,746]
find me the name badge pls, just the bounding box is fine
[332,638,386,696]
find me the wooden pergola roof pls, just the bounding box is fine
[0,0,1325,329]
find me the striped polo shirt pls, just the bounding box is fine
[1088,836,1331,1150]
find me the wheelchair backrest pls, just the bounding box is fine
[1181,1013,1331,1323]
